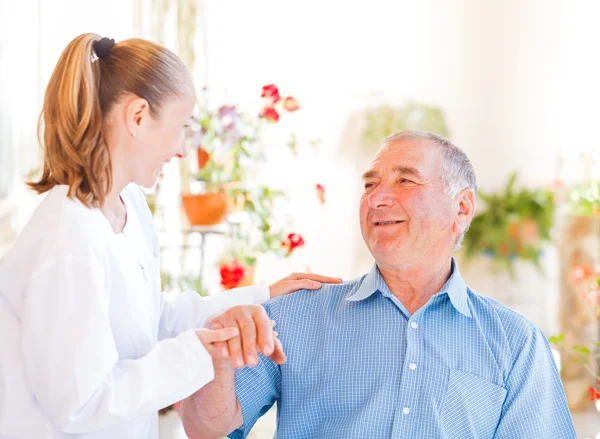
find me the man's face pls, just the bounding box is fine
[359,139,458,269]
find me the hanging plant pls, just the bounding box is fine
[362,102,449,151]
[461,172,555,277]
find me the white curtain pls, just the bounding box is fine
[0,0,13,201]
[0,44,12,201]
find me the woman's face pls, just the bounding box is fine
[130,94,196,188]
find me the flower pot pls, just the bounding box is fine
[221,181,246,213]
[226,191,246,213]
[196,147,210,169]
[181,192,227,226]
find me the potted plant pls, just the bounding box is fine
[362,102,450,151]
[184,84,310,289]
[182,85,300,226]
[461,172,555,277]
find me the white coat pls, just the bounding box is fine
[0,184,269,438]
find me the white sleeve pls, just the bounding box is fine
[21,251,216,434]
[157,285,270,340]
[126,183,270,340]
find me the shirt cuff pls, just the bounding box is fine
[230,285,270,305]
[176,329,215,390]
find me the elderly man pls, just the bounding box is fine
[181,131,576,439]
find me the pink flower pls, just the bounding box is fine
[283,96,300,112]
[315,183,326,205]
[282,233,305,255]
[570,265,593,285]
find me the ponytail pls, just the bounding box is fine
[29,33,110,207]
[28,33,191,207]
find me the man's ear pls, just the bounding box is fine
[453,188,476,235]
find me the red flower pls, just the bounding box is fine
[282,233,305,255]
[570,264,593,285]
[589,385,600,401]
[261,84,281,103]
[497,242,510,256]
[260,106,280,122]
[283,96,300,112]
[219,260,247,290]
[315,183,326,205]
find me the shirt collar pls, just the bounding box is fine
[345,258,472,318]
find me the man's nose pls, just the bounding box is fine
[368,184,395,208]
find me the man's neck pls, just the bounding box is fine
[377,259,453,315]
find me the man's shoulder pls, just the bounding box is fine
[263,275,366,316]
[467,288,542,352]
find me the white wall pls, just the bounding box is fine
[2,0,138,232]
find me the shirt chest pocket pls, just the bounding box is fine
[440,368,507,439]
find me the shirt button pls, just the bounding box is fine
[411,322,418,329]
[402,407,410,415]
[409,363,417,371]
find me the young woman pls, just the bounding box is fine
[0,34,338,438]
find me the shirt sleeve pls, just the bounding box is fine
[493,328,577,438]
[157,285,270,340]
[133,182,270,340]
[227,301,282,439]
[21,249,216,434]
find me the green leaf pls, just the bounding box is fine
[572,346,591,355]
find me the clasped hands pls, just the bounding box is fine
[196,272,341,367]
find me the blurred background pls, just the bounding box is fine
[2,0,600,437]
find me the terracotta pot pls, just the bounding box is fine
[196,147,210,169]
[221,181,247,213]
[237,265,255,288]
[226,191,247,213]
[181,192,227,226]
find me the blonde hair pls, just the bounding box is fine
[28,33,193,207]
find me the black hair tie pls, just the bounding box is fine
[93,37,115,59]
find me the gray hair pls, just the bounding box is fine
[379,130,477,250]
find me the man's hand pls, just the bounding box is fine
[269,272,342,298]
[208,305,286,369]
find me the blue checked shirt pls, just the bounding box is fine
[229,260,576,439]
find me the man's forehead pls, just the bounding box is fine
[376,137,438,158]
[364,140,440,178]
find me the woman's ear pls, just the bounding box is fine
[125,97,149,137]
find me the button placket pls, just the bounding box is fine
[392,317,422,435]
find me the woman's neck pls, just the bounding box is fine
[101,152,130,233]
